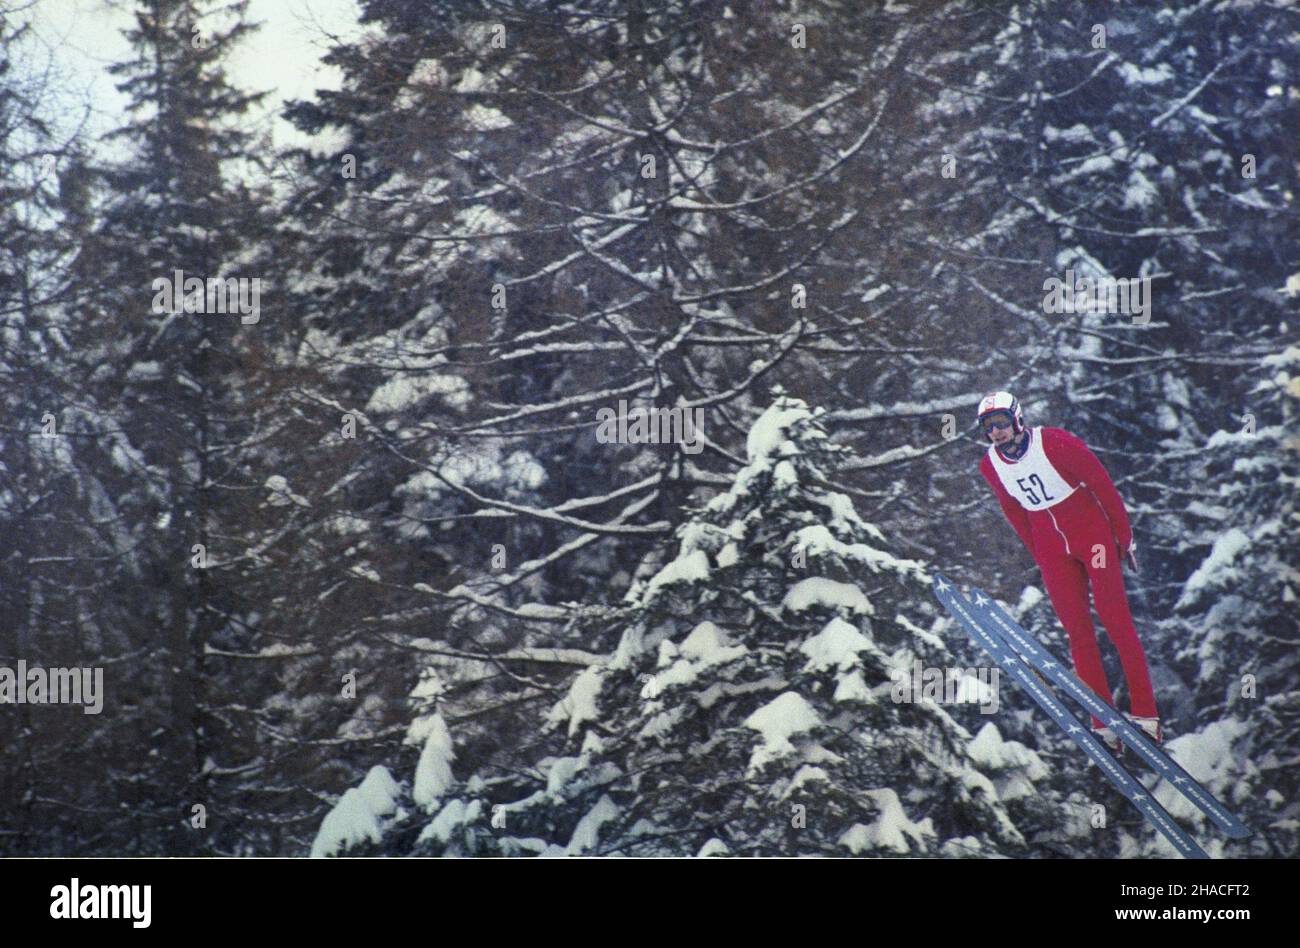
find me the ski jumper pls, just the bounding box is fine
[979,426,1157,728]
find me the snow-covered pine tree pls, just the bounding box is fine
[318,395,1052,856]
[1156,341,1300,856]
[0,18,111,856]
[32,0,272,855]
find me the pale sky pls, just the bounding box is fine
[18,0,363,153]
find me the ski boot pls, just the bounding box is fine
[1124,713,1164,746]
[1091,725,1124,759]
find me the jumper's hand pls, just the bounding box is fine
[1125,543,1139,573]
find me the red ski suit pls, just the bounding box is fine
[980,426,1157,727]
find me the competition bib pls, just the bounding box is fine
[986,428,1076,510]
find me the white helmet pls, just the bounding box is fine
[976,391,1024,441]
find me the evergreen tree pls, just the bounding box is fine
[0,16,112,855]
[321,396,1055,856]
[1165,340,1300,853]
[57,0,272,853]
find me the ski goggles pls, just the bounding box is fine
[979,411,1015,434]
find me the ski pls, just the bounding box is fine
[964,583,1251,840]
[932,573,1209,859]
